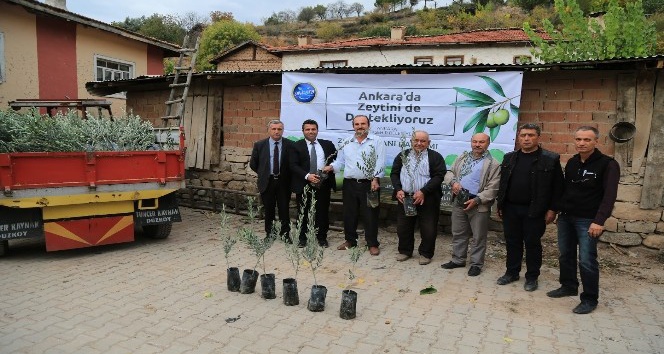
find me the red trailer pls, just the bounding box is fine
[0,100,185,255]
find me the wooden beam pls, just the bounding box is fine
[614,73,636,174]
[631,70,656,174]
[640,70,664,209]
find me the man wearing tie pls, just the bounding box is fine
[290,119,337,247]
[250,119,293,239]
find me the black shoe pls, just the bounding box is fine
[572,302,597,314]
[496,274,520,285]
[318,240,329,248]
[524,279,538,292]
[467,266,481,276]
[441,261,466,269]
[298,240,306,248]
[546,287,578,298]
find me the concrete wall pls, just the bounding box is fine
[0,3,39,107]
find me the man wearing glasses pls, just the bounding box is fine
[547,126,619,314]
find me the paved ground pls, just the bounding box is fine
[1,207,663,354]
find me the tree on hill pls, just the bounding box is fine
[197,20,261,70]
[112,14,186,44]
[349,2,365,16]
[524,0,657,62]
[298,7,317,23]
[313,5,328,20]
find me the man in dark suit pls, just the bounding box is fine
[390,130,446,265]
[290,119,336,247]
[250,119,293,238]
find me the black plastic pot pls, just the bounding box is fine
[340,290,357,320]
[283,278,299,306]
[260,273,276,299]
[227,267,241,292]
[240,269,259,294]
[307,284,327,312]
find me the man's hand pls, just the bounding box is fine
[588,223,604,238]
[413,190,425,205]
[395,190,405,203]
[463,198,477,212]
[451,182,461,195]
[497,209,503,219]
[371,178,380,191]
[307,174,320,184]
[545,210,557,224]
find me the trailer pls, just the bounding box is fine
[0,100,185,255]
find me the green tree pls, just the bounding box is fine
[316,22,345,41]
[112,14,186,44]
[197,20,261,70]
[313,5,328,20]
[512,0,553,11]
[524,0,657,62]
[298,6,317,23]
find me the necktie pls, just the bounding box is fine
[273,142,279,175]
[309,142,317,173]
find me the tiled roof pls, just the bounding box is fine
[271,28,551,52]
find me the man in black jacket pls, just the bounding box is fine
[496,123,564,291]
[249,119,293,238]
[390,131,446,265]
[547,126,619,314]
[290,119,336,247]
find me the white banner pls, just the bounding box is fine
[280,72,523,169]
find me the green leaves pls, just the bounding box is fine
[453,76,520,136]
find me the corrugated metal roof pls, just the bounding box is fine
[85,55,664,96]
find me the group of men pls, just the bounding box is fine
[250,116,619,315]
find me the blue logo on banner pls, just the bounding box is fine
[293,83,316,103]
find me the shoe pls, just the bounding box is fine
[524,279,538,292]
[369,246,380,256]
[496,274,520,285]
[419,256,432,265]
[440,261,466,269]
[572,302,597,314]
[396,254,411,262]
[337,241,354,250]
[318,240,329,248]
[546,287,578,298]
[467,266,481,276]
[298,240,306,248]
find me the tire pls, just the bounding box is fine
[142,223,172,239]
[0,240,8,257]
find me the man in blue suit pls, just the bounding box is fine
[290,119,336,247]
[250,119,293,239]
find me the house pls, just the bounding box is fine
[209,28,548,71]
[0,0,180,110]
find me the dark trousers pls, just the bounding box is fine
[396,196,440,259]
[342,179,379,247]
[557,214,599,305]
[260,176,291,237]
[295,185,331,243]
[502,202,545,281]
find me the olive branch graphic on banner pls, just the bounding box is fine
[450,75,520,142]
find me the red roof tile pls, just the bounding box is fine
[272,28,550,52]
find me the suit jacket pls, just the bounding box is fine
[290,138,336,194]
[390,148,446,200]
[249,137,294,194]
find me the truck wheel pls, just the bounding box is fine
[143,223,172,239]
[0,240,8,257]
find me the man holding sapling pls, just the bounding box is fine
[323,115,385,256]
[390,131,446,265]
[250,119,293,240]
[290,119,337,248]
[441,133,500,276]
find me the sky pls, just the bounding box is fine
[61,0,434,25]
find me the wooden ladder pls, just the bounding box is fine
[161,33,201,127]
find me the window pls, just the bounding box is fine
[514,55,532,64]
[94,55,134,82]
[319,60,347,68]
[444,56,464,65]
[0,32,5,83]
[414,56,433,65]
